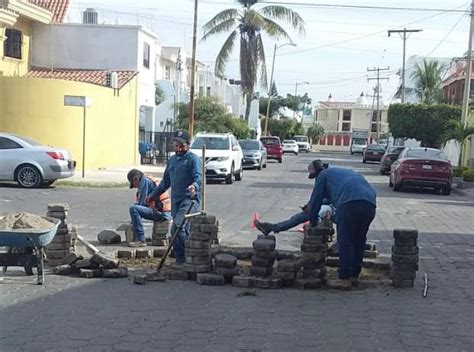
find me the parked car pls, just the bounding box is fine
[293,135,311,153]
[190,132,243,184]
[282,140,299,155]
[0,133,76,188]
[261,136,283,163]
[379,146,405,175]
[362,144,386,163]
[389,147,452,195]
[238,139,267,170]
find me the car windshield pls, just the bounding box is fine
[261,138,279,145]
[293,136,308,142]
[388,147,404,154]
[13,135,41,146]
[367,145,385,151]
[239,140,259,150]
[353,139,366,145]
[191,137,229,150]
[406,149,447,160]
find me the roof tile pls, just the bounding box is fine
[29,0,70,23]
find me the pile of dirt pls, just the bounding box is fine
[0,212,55,231]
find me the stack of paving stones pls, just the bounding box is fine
[294,225,330,289]
[53,252,127,279]
[391,229,419,288]
[151,220,170,246]
[45,203,73,267]
[183,224,212,277]
[276,259,301,287]
[189,214,220,245]
[250,235,277,277]
[214,254,239,283]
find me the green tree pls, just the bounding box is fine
[155,84,165,106]
[441,120,474,166]
[260,117,304,140]
[176,96,250,139]
[201,0,305,121]
[388,104,461,147]
[409,59,445,104]
[307,123,325,143]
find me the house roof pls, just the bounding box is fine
[29,0,69,22]
[25,68,138,89]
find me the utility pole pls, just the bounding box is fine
[188,0,198,136]
[175,49,183,131]
[367,67,390,140]
[461,0,474,166]
[388,28,422,103]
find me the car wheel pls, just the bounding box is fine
[442,185,451,195]
[225,164,234,184]
[295,152,298,155]
[278,158,283,164]
[15,164,42,188]
[393,182,401,192]
[257,159,262,170]
[389,177,393,188]
[41,180,56,187]
[362,159,366,163]
[263,159,267,168]
[350,152,354,155]
[235,164,243,181]
[379,168,386,175]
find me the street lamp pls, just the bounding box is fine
[264,42,297,136]
[294,81,310,119]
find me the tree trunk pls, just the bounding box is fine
[245,93,252,122]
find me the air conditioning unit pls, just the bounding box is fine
[83,8,98,24]
[106,72,119,89]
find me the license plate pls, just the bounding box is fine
[68,160,76,169]
[422,164,432,170]
[373,152,379,155]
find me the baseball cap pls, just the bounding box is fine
[173,130,191,144]
[308,159,327,179]
[127,169,143,189]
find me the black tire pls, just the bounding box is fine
[393,182,401,192]
[362,159,366,164]
[263,159,267,168]
[41,180,56,187]
[351,152,354,155]
[379,168,386,175]
[442,185,451,195]
[226,165,234,184]
[15,164,42,188]
[235,164,243,181]
[389,177,393,188]
[278,158,283,164]
[295,152,298,156]
[257,159,262,170]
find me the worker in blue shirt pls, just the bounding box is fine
[308,160,376,290]
[147,130,202,265]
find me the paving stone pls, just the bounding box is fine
[232,275,253,287]
[54,227,70,236]
[117,250,132,259]
[152,240,168,246]
[190,232,212,241]
[185,256,211,265]
[190,215,217,224]
[301,259,326,270]
[133,274,147,284]
[186,240,211,249]
[303,235,329,244]
[277,259,301,272]
[394,238,417,247]
[281,278,295,287]
[46,258,67,267]
[301,243,328,252]
[364,250,378,258]
[91,253,120,269]
[392,246,419,255]
[363,258,392,271]
[183,263,212,273]
[257,234,276,241]
[153,248,167,257]
[135,249,150,259]
[116,223,129,231]
[392,278,415,288]
[97,230,122,244]
[196,273,225,286]
[276,250,301,261]
[200,224,219,233]
[52,264,73,275]
[293,278,324,289]
[393,229,418,240]
[47,203,70,212]
[252,239,276,251]
[304,226,331,237]
[79,268,100,278]
[251,255,275,267]
[250,266,273,276]
[165,268,190,280]
[50,233,72,244]
[102,267,128,278]
[214,254,237,268]
[391,254,419,264]
[217,246,254,260]
[390,270,417,280]
[45,250,70,260]
[252,277,282,289]
[185,248,210,257]
[302,252,327,263]
[190,223,203,232]
[47,241,71,251]
[366,243,377,251]
[392,262,419,271]
[46,211,68,220]
[61,252,82,265]
[302,268,326,279]
[275,271,297,280]
[215,267,240,277]
[255,250,277,260]
[145,272,167,282]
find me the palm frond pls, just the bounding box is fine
[241,8,267,31]
[202,8,239,34]
[260,17,291,41]
[256,33,268,89]
[260,5,306,36]
[214,30,238,77]
[201,18,238,41]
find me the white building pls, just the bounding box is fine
[31,22,159,130]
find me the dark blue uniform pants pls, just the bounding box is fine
[172,199,198,263]
[337,200,376,279]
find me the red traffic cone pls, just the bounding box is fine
[251,212,260,228]
[297,220,310,233]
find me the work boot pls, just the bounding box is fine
[128,240,147,248]
[254,220,274,236]
[326,278,352,291]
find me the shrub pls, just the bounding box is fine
[462,169,474,182]
[453,166,469,177]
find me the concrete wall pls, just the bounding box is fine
[0,17,31,77]
[0,76,139,170]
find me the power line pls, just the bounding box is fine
[425,12,467,57]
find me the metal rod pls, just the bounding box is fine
[201,145,206,212]
[82,105,86,178]
[264,44,277,137]
[423,273,428,298]
[188,0,198,137]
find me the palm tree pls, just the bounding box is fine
[201,0,305,121]
[442,119,474,166]
[410,59,445,104]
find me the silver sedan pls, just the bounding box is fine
[0,133,76,188]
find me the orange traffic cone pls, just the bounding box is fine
[251,212,260,228]
[297,220,310,233]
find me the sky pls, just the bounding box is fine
[67,0,470,105]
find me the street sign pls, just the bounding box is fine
[64,96,92,107]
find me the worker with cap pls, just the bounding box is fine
[256,159,376,290]
[127,169,172,247]
[147,129,202,265]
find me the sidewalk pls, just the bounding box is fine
[57,164,166,187]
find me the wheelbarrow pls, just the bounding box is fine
[0,217,60,285]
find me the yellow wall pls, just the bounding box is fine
[0,76,139,170]
[0,17,31,77]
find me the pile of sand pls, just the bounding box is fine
[0,212,54,232]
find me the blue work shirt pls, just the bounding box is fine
[308,167,376,224]
[150,150,202,216]
[136,176,156,206]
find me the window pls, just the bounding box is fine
[206,86,211,97]
[342,109,351,121]
[165,65,171,80]
[0,137,22,149]
[371,123,377,133]
[4,28,22,59]
[143,42,150,68]
[342,122,351,131]
[372,111,378,122]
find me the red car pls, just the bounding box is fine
[389,147,452,195]
[363,144,386,163]
[261,136,283,163]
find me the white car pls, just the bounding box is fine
[190,132,243,184]
[293,135,311,153]
[282,140,299,155]
[0,133,76,188]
